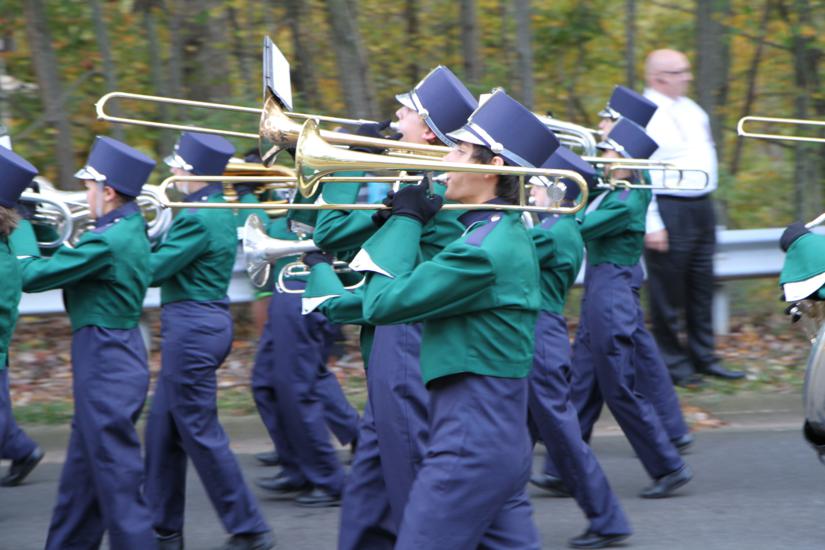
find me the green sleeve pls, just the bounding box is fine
[579,193,633,241]
[9,219,41,257]
[305,263,368,325]
[19,233,111,292]
[149,214,209,286]
[530,227,558,270]
[360,216,497,325]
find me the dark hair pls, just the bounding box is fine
[0,205,20,239]
[469,145,519,204]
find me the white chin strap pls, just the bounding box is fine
[94,181,105,218]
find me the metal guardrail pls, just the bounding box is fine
[17,228,820,334]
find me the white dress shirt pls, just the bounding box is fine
[642,88,718,233]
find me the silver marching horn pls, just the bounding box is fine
[242,214,321,288]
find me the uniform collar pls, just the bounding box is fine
[185,182,223,202]
[458,197,509,227]
[644,87,679,109]
[94,200,140,228]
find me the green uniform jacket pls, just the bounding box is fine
[780,232,825,300]
[0,236,21,369]
[579,186,651,266]
[355,211,540,385]
[9,218,39,258]
[150,187,237,304]
[19,203,151,331]
[530,215,584,314]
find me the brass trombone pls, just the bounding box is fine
[95,91,444,165]
[737,116,825,144]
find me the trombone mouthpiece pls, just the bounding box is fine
[389,122,400,131]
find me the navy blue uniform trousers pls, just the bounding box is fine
[337,323,430,549]
[396,373,539,550]
[529,311,631,537]
[0,367,37,462]
[567,263,683,480]
[260,289,345,493]
[252,309,358,454]
[144,300,268,536]
[46,327,156,550]
[338,398,396,550]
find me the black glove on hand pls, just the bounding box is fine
[303,251,334,268]
[391,177,443,225]
[371,190,395,228]
[234,182,259,198]
[15,180,40,220]
[780,222,810,252]
[350,120,401,154]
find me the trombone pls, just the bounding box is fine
[737,116,825,144]
[599,164,710,191]
[96,90,444,165]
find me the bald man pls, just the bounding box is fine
[642,49,744,386]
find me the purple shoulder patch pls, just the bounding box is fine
[466,215,502,247]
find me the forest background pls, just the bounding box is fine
[2,0,824,227]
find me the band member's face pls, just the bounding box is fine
[443,143,497,203]
[598,118,617,134]
[84,180,100,219]
[530,184,550,207]
[394,106,431,144]
[171,166,191,193]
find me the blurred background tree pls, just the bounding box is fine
[0,0,822,225]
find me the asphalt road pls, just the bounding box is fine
[1,427,823,550]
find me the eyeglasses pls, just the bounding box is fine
[658,68,692,76]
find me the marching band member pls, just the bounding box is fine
[143,132,273,550]
[252,214,358,506]
[18,137,158,549]
[527,147,632,549]
[567,118,693,498]
[351,89,555,549]
[595,85,692,450]
[0,149,44,488]
[306,66,477,545]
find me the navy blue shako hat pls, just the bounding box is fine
[599,85,658,127]
[0,147,38,208]
[395,66,478,146]
[598,118,659,159]
[75,136,156,198]
[447,89,560,168]
[165,132,235,176]
[540,146,597,201]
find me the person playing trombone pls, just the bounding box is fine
[143,132,273,550]
[18,136,158,549]
[350,89,558,549]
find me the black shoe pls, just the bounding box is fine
[568,530,630,549]
[529,473,571,497]
[255,474,310,494]
[639,464,693,499]
[294,487,341,508]
[673,373,706,389]
[156,531,183,550]
[221,531,276,550]
[0,447,44,487]
[254,451,280,467]
[672,433,694,454]
[700,363,745,380]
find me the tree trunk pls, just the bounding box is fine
[139,2,175,155]
[323,0,377,119]
[694,0,731,159]
[405,0,421,86]
[202,0,232,100]
[513,0,534,109]
[167,0,184,99]
[23,0,76,189]
[90,0,123,141]
[781,0,824,221]
[226,5,250,81]
[460,0,481,83]
[498,0,514,86]
[729,0,772,176]
[284,0,322,108]
[625,0,637,89]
